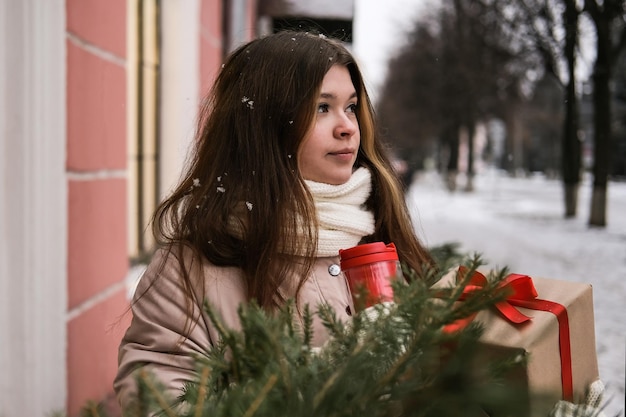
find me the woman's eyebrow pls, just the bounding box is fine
[319,91,358,100]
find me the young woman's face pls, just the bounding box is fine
[298,65,360,185]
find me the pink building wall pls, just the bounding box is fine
[65,0,129,415]
[200,0,224,96]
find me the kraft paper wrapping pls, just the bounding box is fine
[436,272,600,417]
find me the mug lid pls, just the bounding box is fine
[339,242,398,270]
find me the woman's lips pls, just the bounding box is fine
[329,149,355,160]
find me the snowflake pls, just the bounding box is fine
[245,201,253,211]
[217,186,226,193]
[241,96,254,109]
[217,176,222,182]
[192,178,200,187]
[291,37,296,41]
[289,120,294,124]
[319,34,327,39]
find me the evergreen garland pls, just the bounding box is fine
[82,248,543,417]
[111,251,530,417]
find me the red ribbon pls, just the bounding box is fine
[443,267,574,401]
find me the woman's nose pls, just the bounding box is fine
[334,114,357,138]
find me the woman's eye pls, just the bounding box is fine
[346,103,358,113]
[317,103,329,113]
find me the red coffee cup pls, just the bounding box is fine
[339,242,402,311]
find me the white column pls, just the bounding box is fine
[0,1,67,416]
[159,0,200,198]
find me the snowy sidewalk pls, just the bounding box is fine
[408,169,625,416]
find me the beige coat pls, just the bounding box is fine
[114,246,355,410]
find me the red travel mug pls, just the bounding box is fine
[339,242,403,311]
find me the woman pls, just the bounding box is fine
[114,30,434,411]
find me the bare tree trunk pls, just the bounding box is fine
[564,183,579,217]
[465,121,476,192]
[503,104,523,176]
[443,122,460,192]
[562,0,581,218]
[588,8,612,227]
[590,186,607,226]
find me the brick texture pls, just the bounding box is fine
[66,41,126,171]
[66,0,126,58]
[200,0,223,95]
[66,288,130,417]
[67,178,127,309]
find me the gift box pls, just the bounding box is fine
[437,269,600,417]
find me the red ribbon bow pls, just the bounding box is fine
[443,267,574,401]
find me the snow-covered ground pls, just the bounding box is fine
[408,169,625,416]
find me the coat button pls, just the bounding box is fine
[328,264,341,276]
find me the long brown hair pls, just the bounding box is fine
[152,30,433,315]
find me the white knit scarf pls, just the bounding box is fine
[304,167,375,257]
[227,167,375,257]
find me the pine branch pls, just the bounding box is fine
[79,401,103,417]
[128,255,527,417]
